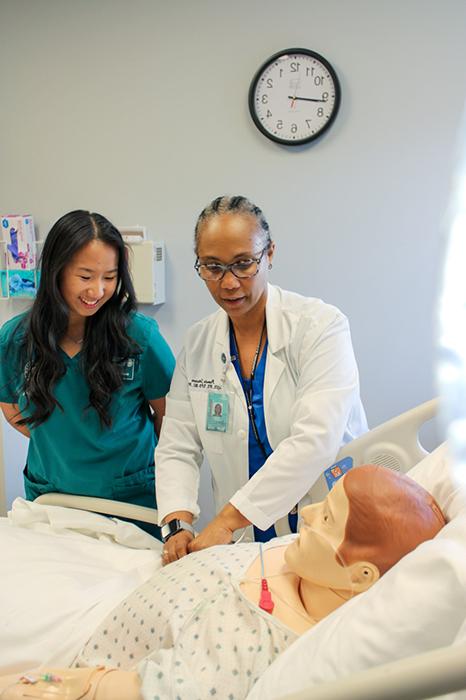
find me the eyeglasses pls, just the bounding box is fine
[195,247,268,281]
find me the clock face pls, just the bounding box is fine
[248,48,341,146]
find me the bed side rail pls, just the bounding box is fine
[278,641,466,700]
[275,398,439,535]
[34,493,159,524]
[309,397,438,504]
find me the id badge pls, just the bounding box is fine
[206,392,230,432]
[121,358,135,381]
[324,457,353,490]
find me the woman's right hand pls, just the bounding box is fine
[162,530,194,565]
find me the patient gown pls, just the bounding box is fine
[76,540,298,699]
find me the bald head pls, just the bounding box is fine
[337,465,446,575]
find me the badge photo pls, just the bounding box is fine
[206,391,230,432]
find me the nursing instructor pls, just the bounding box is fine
[156,195,367,563]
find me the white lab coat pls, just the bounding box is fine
[156,285,367,532]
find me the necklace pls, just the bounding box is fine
[65,335,84,345]
[230,319,267,381]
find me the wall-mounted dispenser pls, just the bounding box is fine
[120,226,166,305]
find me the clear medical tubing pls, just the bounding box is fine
[438,109,466,495]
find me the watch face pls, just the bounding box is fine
[161,519,180,542]
[248,48,341,146]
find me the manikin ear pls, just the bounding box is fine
[347,561,380,593]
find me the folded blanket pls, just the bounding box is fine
[8,497,161,550]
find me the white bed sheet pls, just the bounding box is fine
[0,499,162,673]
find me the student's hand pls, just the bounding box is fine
[162,530,194,565]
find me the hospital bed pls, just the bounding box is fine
[1,398,465,699]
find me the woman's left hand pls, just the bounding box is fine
[188,503,251,553]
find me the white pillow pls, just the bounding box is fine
[407,442,466,521]
[246,445,466,700]
[441,618,466,700]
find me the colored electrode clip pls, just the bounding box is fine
[258,542,274,614]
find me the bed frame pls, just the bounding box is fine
[34,492,159,524]
[279,641,466,700]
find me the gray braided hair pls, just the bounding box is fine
[194,195,272,254]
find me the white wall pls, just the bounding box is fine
[1,0,465,512]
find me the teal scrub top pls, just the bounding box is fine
[0,312,175,507]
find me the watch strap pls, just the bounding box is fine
[161,518,195,543]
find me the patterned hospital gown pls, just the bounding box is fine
[76,540,297,699]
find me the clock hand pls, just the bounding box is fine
[287,96,326,103]
[289,92,297,108]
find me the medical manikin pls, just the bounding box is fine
[0,465,445,700]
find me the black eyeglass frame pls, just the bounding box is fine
[194,246,269,281]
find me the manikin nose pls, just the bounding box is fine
[301,503,318,526]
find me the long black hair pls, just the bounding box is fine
[15,210,138,428]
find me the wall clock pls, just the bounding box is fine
[248,48,341,146]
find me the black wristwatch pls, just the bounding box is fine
[161,518,195,543]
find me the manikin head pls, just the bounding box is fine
[285,465,446,595]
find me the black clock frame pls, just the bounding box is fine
[248,47,341,146]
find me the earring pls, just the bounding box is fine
[268,263,273,270]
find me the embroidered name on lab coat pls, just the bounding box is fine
[188,378,222,391]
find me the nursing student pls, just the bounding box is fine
[0,210,175,537]
[156,195,368,562]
